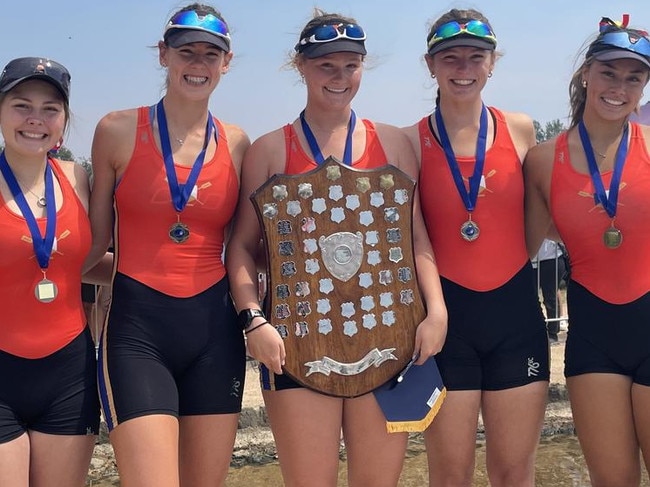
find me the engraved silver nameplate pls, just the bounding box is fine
[305,348,397,377]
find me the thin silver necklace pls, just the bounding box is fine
[16,177,46,207]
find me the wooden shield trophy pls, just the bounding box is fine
[251,157,425,397]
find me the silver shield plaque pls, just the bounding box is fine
[318,232,363,282]
[250,157,425,397]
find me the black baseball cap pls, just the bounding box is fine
[0,57,71,102]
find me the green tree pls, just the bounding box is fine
[76,156,93,182]
[53,145,75,161]
[533,119,567,143]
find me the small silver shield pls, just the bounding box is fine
[318,231,363,282]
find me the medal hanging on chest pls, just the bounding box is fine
[169,218,190,244]
[35,275,58,303]
[435,104,488,242]
[460,215,480,242]
[156,99,217,244]
[578,121,628,249]
[0,152,58,302]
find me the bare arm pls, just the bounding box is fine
[225,129,286,374]
[378,123,448,363]
[222,122,251,185]
[82,110,135,274]
[401,123,422,166]
[221,122,251,244]
[523,140,556,258]
[503,111,537,164]
[55,160,113,285]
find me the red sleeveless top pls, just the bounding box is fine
[0,158,90,358]
[551,124,650,304]
[283,119,389,174]
[418,107,529,291]
[114,106,238,297]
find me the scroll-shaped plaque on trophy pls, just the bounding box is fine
[251,157,425,397]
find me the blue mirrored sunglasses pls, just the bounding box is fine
[165,10,230,40]
[427,20,496,49]
[589,30,650,59]
[299,23,366,47]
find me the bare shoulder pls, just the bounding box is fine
[92,108,139,171]
[221,122,250,148]
[249,126,285,154]
[56,159,90,203]
[401,122,420,145]
[245,126,287,176]
[501,110,535,137]
[56,158,82,179]
[498,109,536,161]
[373,121,406,140]
[93,108,138,153]
[95,108,138,138]
[221,122,251,167]
[373,121,413,153]
[524,137,557,179]
[372,121,418,177]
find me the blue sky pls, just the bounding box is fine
[1,0,648,159]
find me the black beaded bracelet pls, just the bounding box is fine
[245,321,271,335]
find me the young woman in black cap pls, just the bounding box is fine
[0,57,99,486]
[403,8,549,486]
[226,8,447,487]
[525,15,650,486]
[84,3,250,486]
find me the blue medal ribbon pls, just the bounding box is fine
[0,151,56,270]
[435,104,488,214]
[299,110,356,165]
[156,99,217,213]
[578,120,628,219]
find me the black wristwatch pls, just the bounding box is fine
[238,308,265,330]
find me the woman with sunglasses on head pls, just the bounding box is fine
[525,15,650,486]
[402,8,549,486]
[84,3,249,486]
[0,57,99,486]
[226,8,447,487]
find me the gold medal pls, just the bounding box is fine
[35,278,58,303]
[460,218,480,242]
[603,226,622,249]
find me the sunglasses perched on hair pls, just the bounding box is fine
[427,20,496,49]
[589,30,650,59]
[165,10,230,40]
[299,23,366,47]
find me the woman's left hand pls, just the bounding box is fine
[412,312,447,365]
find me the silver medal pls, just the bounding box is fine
[460,219,480,242]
